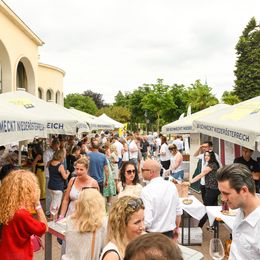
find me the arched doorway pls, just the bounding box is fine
[15,57,36,94]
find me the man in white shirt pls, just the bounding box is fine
[126,133,138,167]
[217,163,260,260]
[141,159,182,239]
[172,136,184,152]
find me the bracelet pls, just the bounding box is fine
[35,205,42,211]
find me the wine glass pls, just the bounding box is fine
[50,206,59,222]
[209,238,225,260]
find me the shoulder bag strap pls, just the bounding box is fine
[90,231,96,260]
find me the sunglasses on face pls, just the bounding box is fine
[141,168,151,172]
[126,169,136,175]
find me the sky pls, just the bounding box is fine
[4,0,260,104]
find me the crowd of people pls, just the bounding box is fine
[0,131,259,259]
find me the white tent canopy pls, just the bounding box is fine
[0,90,89,136]
[67,108,114,130]
[193,96,260,151]
[0,105,46,145]
[97,113,124,129]
[162,104,230,134]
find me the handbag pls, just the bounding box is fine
[31,234,43,252]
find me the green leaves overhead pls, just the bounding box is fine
[234,17,260,101]
[64,93,98,115]
[187,80,218,113]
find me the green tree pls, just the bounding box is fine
[186,80,218,112]
[83,90,106,108]
[96,105,130,123]
[114,91,131,108]
[234,17,260,100]
[221,91,240,105]
[64,93,98,115]
[142,79,176,132]
[163,84,189,123]
[129,85,151,126]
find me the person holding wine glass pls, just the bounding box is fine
[217,163,260,260]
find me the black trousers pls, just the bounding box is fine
[199,188,220,228]
[200,184,206,204]
[98,181,104,195]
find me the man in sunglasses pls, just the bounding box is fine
[140,159,183,239]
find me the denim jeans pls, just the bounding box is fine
[171,170,184,180]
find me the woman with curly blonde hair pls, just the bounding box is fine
[100,196,145,260]
[0,169,47,260]
[62,188,107,260]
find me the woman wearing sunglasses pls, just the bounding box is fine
[117,162,142,199]
[100,196,145,260]
[62,188,107,260]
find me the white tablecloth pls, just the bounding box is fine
[206,206,238,230]
[179,244,204,259]
[180,195,206,220]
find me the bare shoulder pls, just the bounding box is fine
[102,251,120,260]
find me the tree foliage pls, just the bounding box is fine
[83,90,106,109]
[64,93,98,115]
[221,91,240,105]
[141,79,176,131]
[114,91,131,108]
[96,105,130,123]
[186,80,218,112]
[163,84,189,123]
[234,17,260,101]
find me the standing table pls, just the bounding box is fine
[179,195,206,245]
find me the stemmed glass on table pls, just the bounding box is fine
[209,238,225,260]
[50,206,59,223]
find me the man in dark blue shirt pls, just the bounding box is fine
[87,139,108,194]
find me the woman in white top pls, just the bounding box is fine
[121,139,129,162]
[117,161,142,198]
[100,196,145,260]
[62,188,107,260]
[59,158,100,218]
[159,136,171,176]
[168,144,184,180]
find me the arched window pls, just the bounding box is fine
[55,91,61,104]
[46,90,52,101]
[38,88,43,99]
[16,62,27,90]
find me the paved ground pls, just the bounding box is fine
[34,191,230,260]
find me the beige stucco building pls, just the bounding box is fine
[0,1,64,105]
